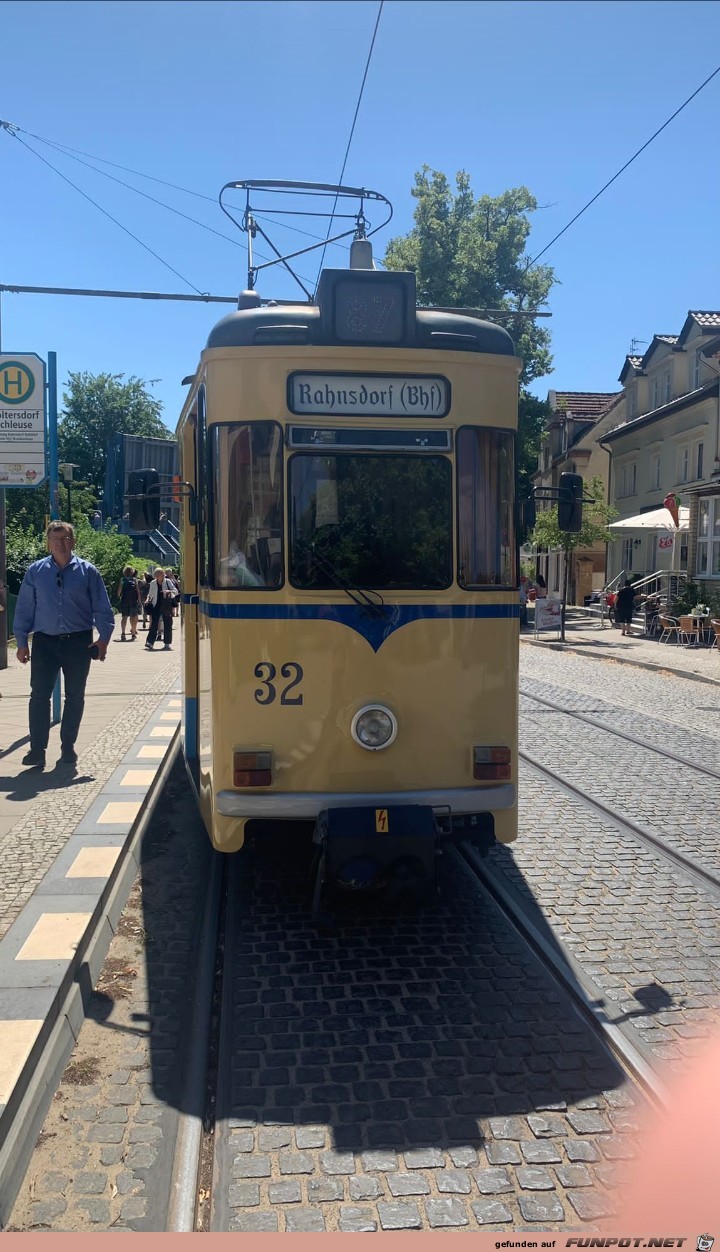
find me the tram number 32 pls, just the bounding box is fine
[253,662,304,705]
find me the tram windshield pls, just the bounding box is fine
[289,454,453,590]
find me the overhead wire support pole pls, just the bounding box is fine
[0,283,551,318]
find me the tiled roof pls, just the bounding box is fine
[689,311,720,328]
[552,391,621,420]
[655,334,679,345]
[627,356,643,370]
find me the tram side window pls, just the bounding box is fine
[211,422,284,589]
[457,428,516,588]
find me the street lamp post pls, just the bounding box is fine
[58,463,79,525]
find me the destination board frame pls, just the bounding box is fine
[287,371,451,419]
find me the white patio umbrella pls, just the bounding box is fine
[608,506,689,531]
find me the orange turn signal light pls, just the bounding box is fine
[233,751,272,788]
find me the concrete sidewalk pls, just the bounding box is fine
[522,615,720,685]
[0,617,182,1219]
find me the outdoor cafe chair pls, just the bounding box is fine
[679,615,701,647]
[658,615,681,645]
[711,619,720,651]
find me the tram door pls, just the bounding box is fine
[182,388,204,780]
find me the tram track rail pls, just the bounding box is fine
[454,843,668,1110]
[519,685,720,783]
[167,827,668,1232]
[519,747,720,898]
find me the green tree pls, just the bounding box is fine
[530,475,617,640]
[6,515,134,605]
[59,372,171,495]
[384,168,555,385]
[7,480,100,533]
[517,391,552,512]
[384,168,556,504]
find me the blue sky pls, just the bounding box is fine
[2,0,720,431]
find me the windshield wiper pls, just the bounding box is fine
[301,541,386,619]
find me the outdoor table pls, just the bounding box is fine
[689,613,712,644]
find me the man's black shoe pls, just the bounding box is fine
[22,749,46,769]
[60,745,78,765]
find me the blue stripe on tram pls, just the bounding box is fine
[194,600,519,653]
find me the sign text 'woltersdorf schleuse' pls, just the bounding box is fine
[288,373,450,418]
[0,354,47,487]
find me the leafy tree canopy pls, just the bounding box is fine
[7,481,98,534]
[6,515,133,602]
[517,391,552,514]
[384,168,556,385]
[59,372,171,495]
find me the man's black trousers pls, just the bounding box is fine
[29,630,93,752]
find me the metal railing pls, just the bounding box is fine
[575,569,688,628]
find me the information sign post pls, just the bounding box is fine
[0,353,48,670]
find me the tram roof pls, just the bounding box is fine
[205,304,516,356]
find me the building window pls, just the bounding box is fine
[617,462,637,498]
[650,377,659,410]
[678,439,706,484]
[662,370,671,404]
[627,384,637,418]
[693,347,704,390]
[622,537,634,573]
[648,452,661,491]
[696,497,720,578]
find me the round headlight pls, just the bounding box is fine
[351,705,398,751]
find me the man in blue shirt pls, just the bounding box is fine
[14,521,115,769]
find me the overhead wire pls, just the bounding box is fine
[12,122,356,261]
[3,124,319,290]
[529,61,720,266]
[314,0,384,288]
[16,124,218,203]
[8,129,206,294]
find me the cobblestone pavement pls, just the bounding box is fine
[520,642,720,742]
[7,760,211,1232]
[0,651,181,940]
[523,621,720,684]
[520,692,720,877]
[10,643,715,1232]
[210,833,641,1233]
[501,648,720,1070]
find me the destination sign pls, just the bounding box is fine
[288,372,450,418]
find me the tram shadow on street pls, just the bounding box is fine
[180,822,631,1157]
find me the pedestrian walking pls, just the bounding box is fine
[614,578,637,637]
[519,576,528,628]
[14,521,115,769]
[117,565,142,641]
[145,567,176,651]
[140,570,153,630]
[165,568,180,617]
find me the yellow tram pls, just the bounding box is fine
[132,182,529,906]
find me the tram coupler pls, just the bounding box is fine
[444,813,496,855]
[311,804,439,920]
